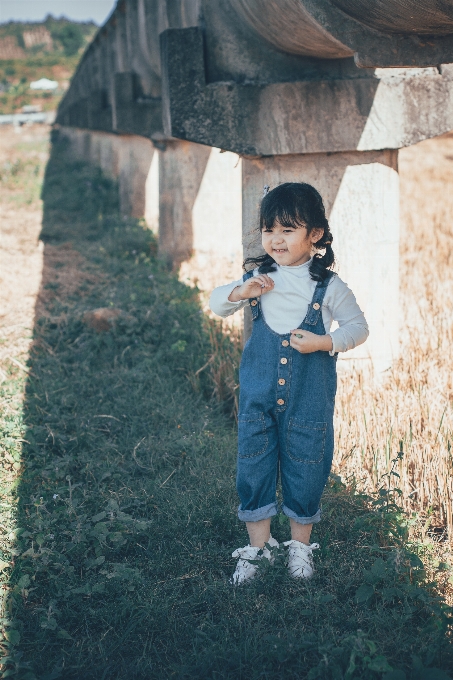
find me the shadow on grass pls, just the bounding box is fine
[2,130,453,680]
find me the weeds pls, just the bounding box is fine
[333,133,453,534]
[0,129,47,205]
[0,130,452,678]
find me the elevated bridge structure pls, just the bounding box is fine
[56,0,453,369]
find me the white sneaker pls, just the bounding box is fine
[283,540,320,579]
[230,535,279,586]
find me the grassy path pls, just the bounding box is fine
[0,129,452,679]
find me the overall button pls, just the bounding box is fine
[250,300,257,307]
[313,302,320,310]
[281,340,289,347]
[277,399,285,406]
[280,357,287,365]
[278,378,285,386]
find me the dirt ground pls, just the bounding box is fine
[0,124,47,378]
[0,125,103,382]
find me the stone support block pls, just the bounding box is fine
[113,72,162,137]
[161,27,453,157]
[242,150,399,371]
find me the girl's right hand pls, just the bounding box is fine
[228,274,275,302]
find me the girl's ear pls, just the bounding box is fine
[310,228,324,244]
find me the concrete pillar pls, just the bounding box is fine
[158,140,211,268]
[178,146,243,295]
[145,151,159,233]
[242,150,399,371]
[117,135,155,218]
[58,127,159,226]
[58,127,120,180]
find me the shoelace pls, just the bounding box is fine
[283,541,320,552]
[231,546,260,559]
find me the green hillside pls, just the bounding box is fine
[0,16,98,115]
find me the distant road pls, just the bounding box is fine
[0,111,56,125]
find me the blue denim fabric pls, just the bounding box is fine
[237,271,337,524]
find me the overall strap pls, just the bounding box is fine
[243,270,260,320]
[303,271,335,326]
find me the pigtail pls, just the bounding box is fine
[309,229,335,282]
[243,252,277,274]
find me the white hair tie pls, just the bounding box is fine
[262,185,270,198]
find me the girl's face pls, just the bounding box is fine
[262,221,323,267]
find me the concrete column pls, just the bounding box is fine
[158,140,211,268]
[178,146,243,295]
[117,135,155,218]
[58,127,159,225]
[145,151,159,233]
[58,127,120,180]
[242,150,399,371]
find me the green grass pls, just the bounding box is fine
[0,132,452,679]
[0,54,84,115]
[0,16,97,114]
[0,137,48,205]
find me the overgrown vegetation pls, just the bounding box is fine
[0,131,453,678]
[332,134,453,534]
[0,135,47,205]
[0,17,97,114]
[0,17,96,56]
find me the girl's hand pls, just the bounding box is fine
[290,329,333,354]
[228,274,274,302]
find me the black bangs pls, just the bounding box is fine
[260,183,307,231]
[260,183,312,231]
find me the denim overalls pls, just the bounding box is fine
[237,270,337,525]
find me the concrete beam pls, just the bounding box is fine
[229,0,453,67]
[162,27,453,157]
[113,72,162,137]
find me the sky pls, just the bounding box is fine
[0,0,117,25]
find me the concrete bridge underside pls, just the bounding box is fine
[56,0,453,370]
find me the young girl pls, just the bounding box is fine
[210,182,369,585]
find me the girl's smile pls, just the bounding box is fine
[262,221,323,267]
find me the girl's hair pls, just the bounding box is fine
[243,182,335,282]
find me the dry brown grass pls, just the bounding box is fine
[333,132,453,536]
[0,125,48,380]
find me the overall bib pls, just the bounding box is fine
[237,271,337,525]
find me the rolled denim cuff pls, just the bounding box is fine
[282,504,321,525]
[238,501,278,522]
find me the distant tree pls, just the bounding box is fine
[56,24,84,56]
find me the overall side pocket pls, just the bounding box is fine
[286,419,326,463]
[238,412,268,459]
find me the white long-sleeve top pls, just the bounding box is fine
[209,259,369,355]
